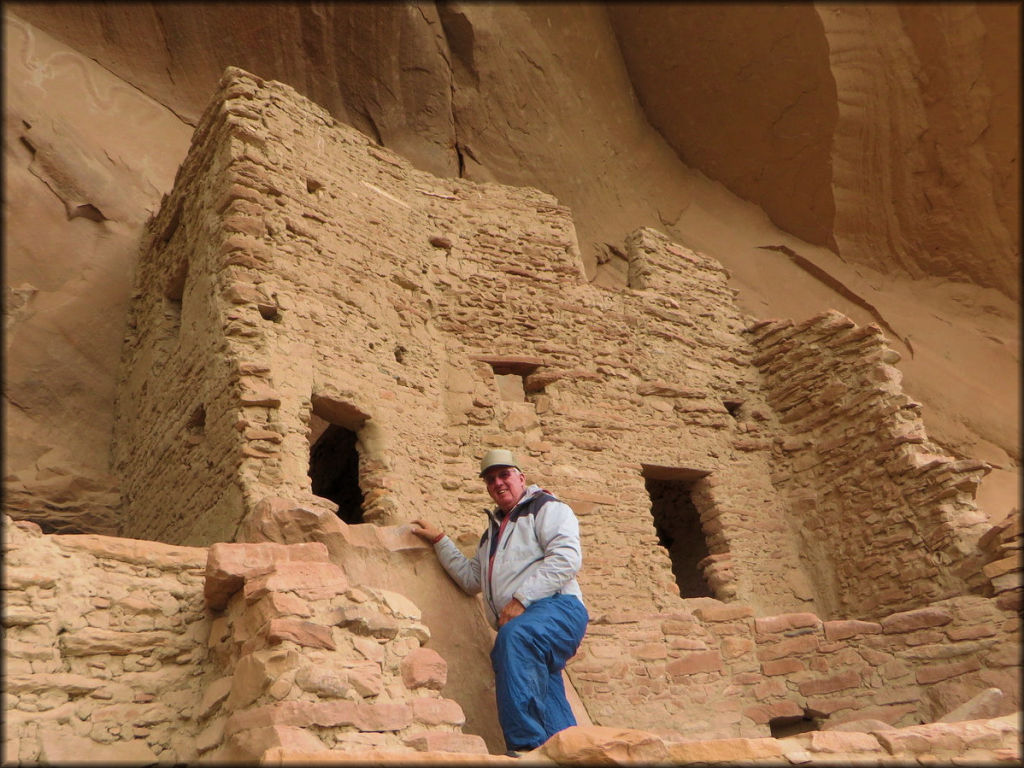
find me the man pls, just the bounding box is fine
[409,449,588,755]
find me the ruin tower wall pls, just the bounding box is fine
[112,68,827,618]
[113,66,1000,625]
[745,313,995,619]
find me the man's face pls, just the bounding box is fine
[483,466,527,513]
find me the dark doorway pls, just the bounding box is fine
[309,424,364,524]
[644,472,714,599]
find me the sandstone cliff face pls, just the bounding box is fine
[3,4,1018,538]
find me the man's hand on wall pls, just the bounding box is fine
[409,518,443,542]
[498,597,525,627]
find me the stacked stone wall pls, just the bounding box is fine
[568,596,1019,740]
[199,541,485,760]
[3,517,211,763]
[113,69,828,619]
[745,313,995,619]
[2,518,490,762]
[99,67,1019,758]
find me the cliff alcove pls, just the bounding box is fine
[3,4,1019,764]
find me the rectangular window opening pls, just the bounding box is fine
[642,465,715,599]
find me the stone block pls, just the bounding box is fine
[754,613,821,635]
[797,669,861,696]
[225,648,300,711]
[330,605,401,639]
[412,697,466,726]
[538,725,670,763]
[401,647,448,690]
[666,737,784,762]
[266,618,336,650]
[228,724,326,762]
[666,650,723,677]
[823,619,883,641]
[756,633,819,661]
[205,541,329,609]
[693,603,754,622]
[295,665,352,698]
[352,701,413,732]
[198,676,233,718]
[244,561,348,603]
[762,658,804,676]
[741,699,803,724]
[880,606,953,634]
[937,688,1006,723]
[807,730,883,753]
[915,657,982,685]
[402,731,489,754]
[822,718,895,732]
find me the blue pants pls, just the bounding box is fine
[490,593,589,752]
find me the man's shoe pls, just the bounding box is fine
[505,750,522,758]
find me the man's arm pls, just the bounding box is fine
[511,500,582,608]
[410,519,482,595]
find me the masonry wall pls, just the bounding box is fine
[2,518,492,761]
[745,313,995,619]
[102,67,1019,752]
[113,68,826,620]
[569,596,1019,740]
[3,517,212,763]
[6,515,1017,760]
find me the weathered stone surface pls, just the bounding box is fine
[538,726,670,764]
[401,647,448,691]
[881,607,954,634]
[806,730,884,753]
[243,561,348,603]
[3,44,1021,764]
[412,697,466,726]
[205,541,329,609]
[266,618,336,650]
[402,731,489,754]
[937,687,1007,723]
[38,727,160,764]
[666,737,785,762]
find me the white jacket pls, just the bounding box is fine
[433,484,584,629]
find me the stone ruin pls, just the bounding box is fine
[3,67,1020,764]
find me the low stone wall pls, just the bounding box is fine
[3,517,211,763]
[569,595,1020,740]
[2,518,488,762]
[200,541,485,761]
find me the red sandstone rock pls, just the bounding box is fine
[938,687,1007,723]
[881,606,954,633]
[754,612,822,635]
[412,697,465,726]
[693,603,754,622]
[205,541,330,609]
[666,650,723,677]
[538,725,670,763]
[401,647,448,690]
[797,669,862,696]
[266,618,336,650]
[243,561,348,603]
[806,730,884,753]
[666,736,784,762]
[402,731,489,754]
[823,619,883,641]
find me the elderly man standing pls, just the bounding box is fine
[410,449,588,756]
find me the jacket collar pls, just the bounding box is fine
[486,484,542,524]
